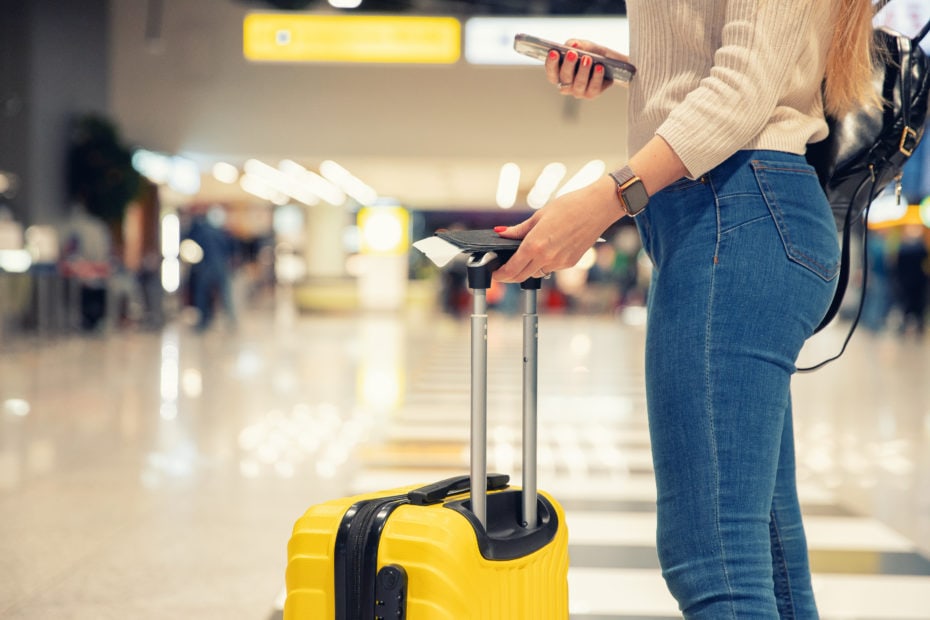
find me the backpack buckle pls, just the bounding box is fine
[900,126,919,157]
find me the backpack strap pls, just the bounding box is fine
[916,17,930,45]
[799,176,878,373]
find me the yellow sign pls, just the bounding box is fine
[243,14,461,64]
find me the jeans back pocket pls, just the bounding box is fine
[751,160,840,282]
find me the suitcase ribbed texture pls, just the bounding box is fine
[284,486,569,619]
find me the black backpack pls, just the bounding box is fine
[801,8,930,371]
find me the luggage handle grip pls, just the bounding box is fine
[408,474,510,506]
[466,251,504,290]
[465,250,543,290]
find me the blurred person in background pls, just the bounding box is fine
[186,205,237,332]
[494,1,877,616]
[60,202,113,332]
[893,224,929,335]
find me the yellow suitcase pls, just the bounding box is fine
[284,243,570,619]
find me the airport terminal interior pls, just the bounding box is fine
[2,0,930,618]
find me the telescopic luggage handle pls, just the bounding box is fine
[466,251,542,531]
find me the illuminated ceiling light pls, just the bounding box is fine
[212,162,240,184]
[244,159,318,205]
[279,159,346,206]
[240,174,290,205]
[169,156,201,195]
[133,150,200,194]
[496,162,521,209]
[240,174,276,201]
[527,162,567,209]
[304,170,345,206]
[328,0,362,7]
[245,158,286,183]
[132,149,172,184]
[556,160,606,197]
[320,160,378,205]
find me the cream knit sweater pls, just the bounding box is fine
[627,0,837,178]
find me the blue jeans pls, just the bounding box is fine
[635,151,839,619]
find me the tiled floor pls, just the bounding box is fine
[1,295,929,619]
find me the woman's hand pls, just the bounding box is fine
[545,39,629,99]
[493,176,624,283]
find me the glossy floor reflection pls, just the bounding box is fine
[1,300,929,619]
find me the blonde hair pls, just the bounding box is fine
[824,0,880,116]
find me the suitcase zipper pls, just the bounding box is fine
[336,494,408,620]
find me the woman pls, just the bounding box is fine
[493,1,877,617]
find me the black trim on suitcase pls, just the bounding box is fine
[333,502,362,619]
[445,489,560,561]
[334,495,407,620]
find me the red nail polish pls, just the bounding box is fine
[594,65,604,73]
[582,55,591,67]
[548,50,559,60]
[570,42,580,48]
[566,50,577,62]
[494,226,507,233]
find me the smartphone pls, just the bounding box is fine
[513,33,636,83]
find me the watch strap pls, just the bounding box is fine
[608,165,648,217]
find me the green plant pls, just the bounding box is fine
[66,114,141,225]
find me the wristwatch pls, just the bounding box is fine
[608,165,649,217]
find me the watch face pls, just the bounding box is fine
[621,179,649,215]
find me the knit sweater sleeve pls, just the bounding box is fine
[654,0,819,178]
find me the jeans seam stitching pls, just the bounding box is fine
[751,162,818,177]
[770,510,797,619]
[708,177,738,619]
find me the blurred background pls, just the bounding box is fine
[1,0,929,333]
[2,1,930,618]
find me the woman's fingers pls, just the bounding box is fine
[544,50,561,86]
[558,48,580,89]
[545,44,615,98]
[572,54,595,96]
[493,180,621,284]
